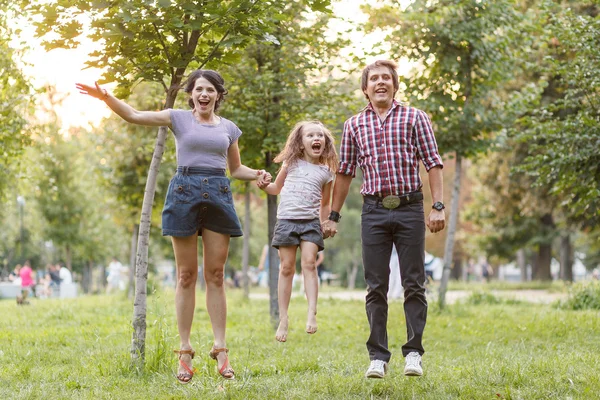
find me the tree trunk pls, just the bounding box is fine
[242,184,251,299]
[559,234,574,282]
[517,248,527,282]
[128,223,139,299]
[347,258,359,289]
[131,125,169,366]
[533,213,554,281]
[531,251,538,280]
[267,193,279,326]
[451,257,462,281]
[82,260,91,293]
[438,152,462,309]
[535,243,552,281]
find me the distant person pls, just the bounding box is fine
[9,264,21,283]
[388,247,403,300]
[322,60,445,379]
[257,244,278,288]
[19,261,35,302]
[424,252,435,284]
[482,260,493,283]
[259,120,338,342]
[41,264,57,298]
[57,263,73,284]
[106,257,124,294]
[48,264,62,295]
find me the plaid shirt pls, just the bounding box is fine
[338,100,443,196]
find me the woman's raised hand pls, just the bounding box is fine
[75,82,108,101]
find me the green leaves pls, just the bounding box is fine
[0,3,33,201]
[219,1,356,172]
[20,0,292,100]
[514,6,600,222]
[363,0,523,157]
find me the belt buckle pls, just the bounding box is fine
[382,195,400,209]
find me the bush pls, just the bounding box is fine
[466,291,503,305]
[558,281,600,310]
[464,291,523,306]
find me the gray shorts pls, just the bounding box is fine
[271,218,324,251]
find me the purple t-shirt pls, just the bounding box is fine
[169,109,242,169]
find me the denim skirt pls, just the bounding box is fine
[162,167,243,237]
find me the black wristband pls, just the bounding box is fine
[328,211,341,222]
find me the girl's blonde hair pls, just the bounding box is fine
[273,120,339,173]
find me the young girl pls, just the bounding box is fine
[259,121,338,342]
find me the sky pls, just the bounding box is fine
[13,0,409,131]
[16,30,111,131]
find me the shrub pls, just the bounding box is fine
[558,281,600,310]
[466,291,503,305]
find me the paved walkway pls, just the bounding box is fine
[249,289,566,305]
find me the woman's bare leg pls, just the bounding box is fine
[172,234,199,381]
[202,228,231,372]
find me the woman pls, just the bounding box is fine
[77,70,271,383]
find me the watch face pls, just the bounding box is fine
[433,202,445,211]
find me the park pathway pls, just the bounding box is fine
[249,289,566,304]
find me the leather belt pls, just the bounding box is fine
[363,191,423,209]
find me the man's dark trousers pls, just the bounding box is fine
[361,198,427,362]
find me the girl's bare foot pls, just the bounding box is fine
[306,309,317,334]
[275,317,289,342]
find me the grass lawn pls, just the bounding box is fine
[1,288,599,399]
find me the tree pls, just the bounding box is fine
[363,0,525,307]
[21,0,303,365]
[31,116,86,270]
[467,2,600,282]
[515,4,600,225]
[0,1,32,202]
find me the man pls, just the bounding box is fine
[57,262,73,284]
[106,257,124,294]
[322,60,445,379]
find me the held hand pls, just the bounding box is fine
[426,210,446,233]
[255,170,271,189]
[75,81,108,100]
[321,220,338,239]
[321,221,331,239]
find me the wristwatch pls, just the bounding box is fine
[328,210,342,222]
[432,202,445,211]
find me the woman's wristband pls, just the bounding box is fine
[101,89,109,101]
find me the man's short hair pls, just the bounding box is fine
[361,60,400,99]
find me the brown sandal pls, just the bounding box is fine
[174,349,195,384]
[209,346,235,380]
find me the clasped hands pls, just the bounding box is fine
[321,220,337,239]
[255,170,272,189]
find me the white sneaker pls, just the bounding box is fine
[404,352,423,376]
[365,359,388,378]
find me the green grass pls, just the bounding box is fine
[446,280,568,292]
[1,288,599,399]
